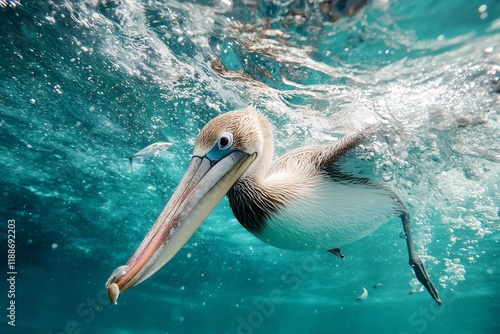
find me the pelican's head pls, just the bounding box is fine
[105,106,272,303]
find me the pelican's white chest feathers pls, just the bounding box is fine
[255,171,401,251]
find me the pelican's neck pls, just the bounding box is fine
[240,110,274,181]
[228,175,280,234]
[228,110,278,233]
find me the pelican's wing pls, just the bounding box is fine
[269,130,375,182]
[316,132,365,169]
[316,131,380,185]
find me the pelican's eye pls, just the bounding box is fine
[205,132,234,164]
[218,132,233,150]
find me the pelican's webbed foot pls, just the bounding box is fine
[401,212,442,306]
[328,248,345,259]
[409,253,442,305]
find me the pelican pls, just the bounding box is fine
[105,106,441,306]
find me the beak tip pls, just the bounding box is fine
[107,282,120,305]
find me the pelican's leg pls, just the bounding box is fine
[401,211,442,305]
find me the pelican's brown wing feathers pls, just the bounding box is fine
[269,129,375,186]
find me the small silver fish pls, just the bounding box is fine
[129,142,172,171]
[356,287,368,301]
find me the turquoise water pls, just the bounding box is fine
[1,0,499,333]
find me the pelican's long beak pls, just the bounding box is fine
[105,150,255,304]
